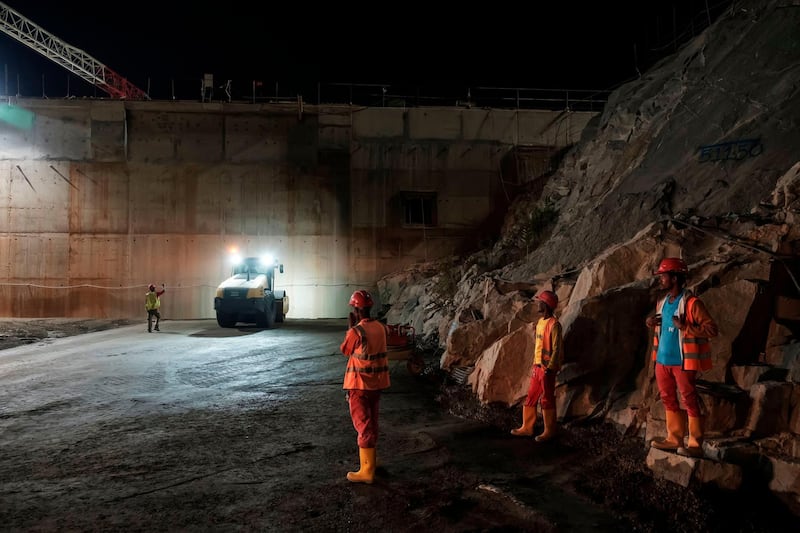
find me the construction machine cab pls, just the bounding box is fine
[214,253,289,328]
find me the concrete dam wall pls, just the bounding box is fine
[0,98,596,320]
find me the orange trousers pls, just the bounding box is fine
[524,365,556,409]
[348,389,381,448]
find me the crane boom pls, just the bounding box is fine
[0,1,148,100]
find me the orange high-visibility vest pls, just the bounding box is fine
[341,319,390,391]
[533,317,563,370]
[651,295,713,371]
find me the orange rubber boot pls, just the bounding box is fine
[651,410,686,451]
[535,408,558,442]
[510,405,537,436]
[347,447,376,484]
[677,416,704,458]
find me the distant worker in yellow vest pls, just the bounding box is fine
[646,258,718,458]
[340,289,390,484]
[145,283,166,333]
[511,290,564,442]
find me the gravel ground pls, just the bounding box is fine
[1,318,799,532]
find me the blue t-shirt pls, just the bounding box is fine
[656,292,684,366]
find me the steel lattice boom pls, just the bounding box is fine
[0,1,148,100]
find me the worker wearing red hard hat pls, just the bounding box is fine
[511,289,564,442]
[646,258,718,458]
[339,289,390,484]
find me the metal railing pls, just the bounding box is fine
[314,83,610,112]
[0,69,610,112]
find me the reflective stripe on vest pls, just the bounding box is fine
[355,325,368,352]
[344,320,390,390]
[651,295,712,371]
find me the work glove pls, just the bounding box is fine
[348,312,357,328]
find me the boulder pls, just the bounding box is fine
[468,325,535,406]
[766,320,794,349]
[766,454,800,513]
[696,280,760,382]
[731,364,776,391]
[765,342,800,383]
[746,382,794,437]
[646,448,743,490]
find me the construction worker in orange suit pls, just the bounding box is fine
[511,290,564,442]
[646,257,718,458]
[340,289,390,484]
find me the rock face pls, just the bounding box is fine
[378,0,800,507]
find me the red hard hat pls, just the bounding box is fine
[148,284,156,291]
[349,289,374,308]
[536,290,558,310]
[654,257,688,275]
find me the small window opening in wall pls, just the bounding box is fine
[402,191,437,227]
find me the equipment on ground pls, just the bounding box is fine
[386,323,424,376]
[0,1,148,99]
[214,254,289,328]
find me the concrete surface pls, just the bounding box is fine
[2,319,799,531]
[0,98,596,321]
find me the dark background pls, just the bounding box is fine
[0,1,735,104]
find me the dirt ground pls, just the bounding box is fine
[0,317,138,351]
[1,318,799,532]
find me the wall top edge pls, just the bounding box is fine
[1,97,598,117]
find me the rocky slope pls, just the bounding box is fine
[378,0,800,512]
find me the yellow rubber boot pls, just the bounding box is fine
[535,408,557,442]
[510,405,537,436]
[347,447,376,484]
[651,410,686,451]
[678,416,704,458]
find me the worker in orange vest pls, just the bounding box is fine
[340,289,390,484]
[646,257,718,458]
[511,290,564,442]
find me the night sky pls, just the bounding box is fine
[0,1,733,102]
